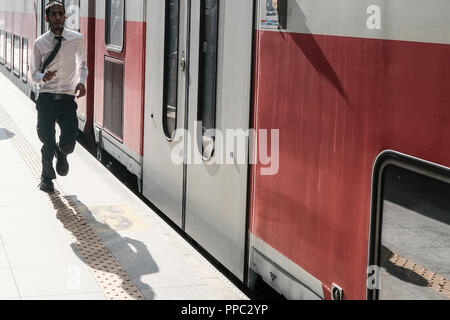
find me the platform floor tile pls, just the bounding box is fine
[12,265,103,298]
[144,284,241,301]
[0,221,74,244]
[0,268,20,299]
[5,242,86,268]
[22,292,106,300]
[0,240,9,268]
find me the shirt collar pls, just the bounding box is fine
[49,28,66,41]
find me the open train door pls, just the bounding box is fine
[143,0,253,280]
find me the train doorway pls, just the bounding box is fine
[143,0,254,280]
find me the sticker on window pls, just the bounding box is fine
[261,0,280,29]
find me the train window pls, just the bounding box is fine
[377,165,450,300]
[0,30,4,65]
[22,38,28,82]
[105,0,124,52]
[197,0,219,160]
[13,35,21,76]
[162,0,180,140]
[64,0,80,31]
[5,32,11,70]
[261,0,287,30]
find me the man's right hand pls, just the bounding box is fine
[43,71,57,82]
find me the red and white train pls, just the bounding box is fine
[1,0,449,300]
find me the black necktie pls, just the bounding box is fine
[41,36,63,73]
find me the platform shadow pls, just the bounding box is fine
[0,128,15,141]
[47,191,158,300]
[380,245,428,287]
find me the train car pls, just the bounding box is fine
[249,0,450,300]
[0,0,36,97]
[1,0,449,300]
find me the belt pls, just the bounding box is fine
[40,93,75,101]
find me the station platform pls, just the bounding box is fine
[0,73,248,300]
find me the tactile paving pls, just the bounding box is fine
[389,252,450,299]
[0,104,145,300]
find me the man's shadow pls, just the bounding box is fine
[47,191,158,299]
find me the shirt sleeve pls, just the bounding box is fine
[31,42,45,84]
[76,36,89,86]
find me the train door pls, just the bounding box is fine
[143,0,254,280]
[143,0,188,227]
[184,0,253,281]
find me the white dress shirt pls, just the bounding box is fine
[31,28,88,96]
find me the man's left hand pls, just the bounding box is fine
[75,83,86,99]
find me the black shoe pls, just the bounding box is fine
[55,147,69,176]
[39,179,55,193]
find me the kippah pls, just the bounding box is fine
[45,1,64,10]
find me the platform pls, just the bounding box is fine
[379,166,450,300]
[0,73,248,300]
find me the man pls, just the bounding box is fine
[31,0,88,193]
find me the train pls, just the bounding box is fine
[1,0,449,300]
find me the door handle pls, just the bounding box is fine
[180,50,186,71]
[179,58,186,71]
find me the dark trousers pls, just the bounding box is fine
[36,95,78,181]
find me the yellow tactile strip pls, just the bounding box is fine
[0,104,145,300]
[388,252,450,299]
[50,192,145,299]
